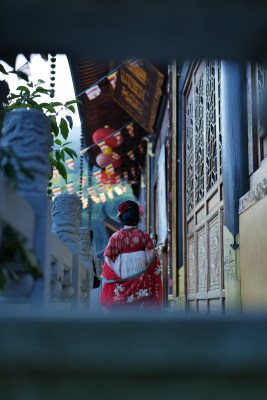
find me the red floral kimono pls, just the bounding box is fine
[100,227,162,309]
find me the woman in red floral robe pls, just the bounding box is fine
[100,200,162,310]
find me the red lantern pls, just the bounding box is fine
[100,171,108,183]
[112,158,122,169]
[100,171,116,185]
[93,126,123,148]
[96,153,113,168]
[109,175,116,185]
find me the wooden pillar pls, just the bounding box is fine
[221,61,249,311]
[171,61,178,300]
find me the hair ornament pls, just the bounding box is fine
[118,202,130,213]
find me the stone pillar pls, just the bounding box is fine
[221,62,250,311]
[1,109,52,306]
[52,193,81,307]
[80,227,92,307]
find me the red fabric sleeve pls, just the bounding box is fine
[144,233,155,250]
[103,233,120,262]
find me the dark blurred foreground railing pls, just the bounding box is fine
[0,311,267,400]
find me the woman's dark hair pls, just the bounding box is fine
[118,200,140,226]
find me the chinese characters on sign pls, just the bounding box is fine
[112,60,164,133]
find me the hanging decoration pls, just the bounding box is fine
[107,189,114,199]
[100,171,117,185]
[114,186,123,195]
[80,121,132,155]
[102,146,113,155]
[99,193,107,203]
[93,170,102,182]
[82,197,88,209]
[127,150,136,161]
[91,195,101,204]
[52,167,60,179]
[115,175,121,184]
[93,126,123,148]
[66,158,75,170]
[112,152,121,160]
[77,59,138,102]
[105,163,115,175]
[97,183,105,192]
[49,54,56,98]
[85,84,101,100]
[80,176,87,187]
[107,71,118,90]
[126,122,134,137]
[66,182,74,194]
[138,143,145,154]
[112,158,122,169]
[52,187,61,197]
[96,153,114,168]
[88,187,96,196]
[123,171,129,181]
[113,130,122,145]
[121,184,127,193]
[131,167,136,177]
[97,140,108,152]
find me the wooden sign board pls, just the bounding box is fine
[112,59,164,133]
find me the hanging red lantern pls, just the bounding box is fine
[93,125,123,148]
[100,171,116,185]
[112,158,122,169]
[100,171,108,184]
[96,153,113,168]
[109,175,116,185]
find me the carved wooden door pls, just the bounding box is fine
[184,61,225,312]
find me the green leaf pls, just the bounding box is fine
[55,161,67,182]
[60,149,65,161]
[66,115,73,130]
[55,149,61,162]
[13,70,29,81]
[8,93,20,100]
[34,87,51,94]
[67,105,75,113]
[39,103,55,113]
[17,85,30,94]
[65,99,82,106]
[50,116,59,136]
[59,118,69,140]
[71,149,78,158]
[27,98,40,108]
[36,79,46,85]
[51,102,63,107]
[54,139,62,145]
[64,147,78,159]
[0,64,9,75]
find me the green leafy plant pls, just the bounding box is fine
[0,225,42,290]
[0,62,81,182]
